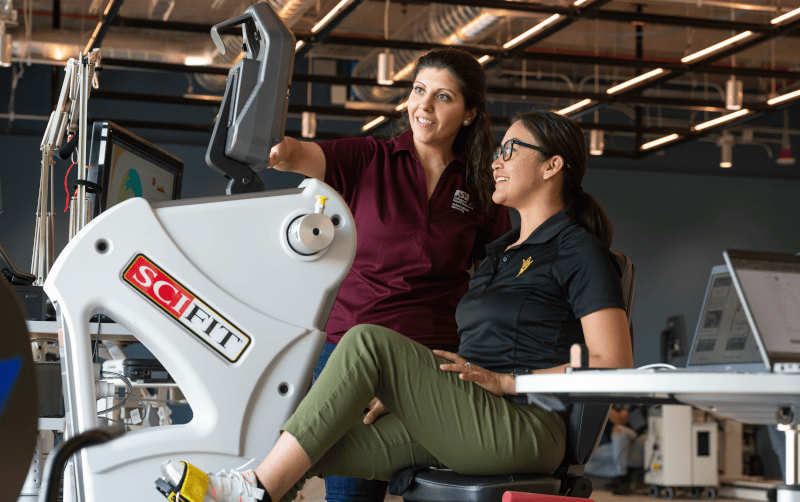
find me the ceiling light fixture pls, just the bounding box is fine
[725,76,743,110]
[393,63,415,82]
[606,68,666,95]
[295,40,306,52]
[641,134,680,151]
[311,0,359,34]
[477,55,493,65]
[573,0,593,6]
[771,6,800,25]
[589,129,604,156]
[557,99,593,116]
[301,111,317,138]
[377,51,394,85]
[681,31,754,64]
[377,0,394,86]
[0,24,11,68]
[718,131,734,168]
[362,116,387,131]
[502,14,563,50]
[767,89,800,106]
[777,136,796,166]
[692,109,750,131]
[394,101,407,112]
[777,110,796,165]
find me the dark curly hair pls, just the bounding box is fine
[394,48,496,215]
[513,109,614,248]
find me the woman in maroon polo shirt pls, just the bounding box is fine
[267,48,510,502]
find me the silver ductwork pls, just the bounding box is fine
[351,5,504,103]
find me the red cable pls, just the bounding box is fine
[64,162,77,212]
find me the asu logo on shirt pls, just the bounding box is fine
[517,257,533,277]
[451,190,474,214]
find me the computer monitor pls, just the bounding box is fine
[724,250,800,368]
[685,265,766,372]
[87,121,183,217]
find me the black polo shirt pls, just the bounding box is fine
[455,210,625,375]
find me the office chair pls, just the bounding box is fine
[391,253,636,502]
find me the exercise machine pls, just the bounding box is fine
[41,4,356,501]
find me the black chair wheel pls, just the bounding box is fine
[649,485,661,499]
[663,487,675,500]
[706,487,717,500]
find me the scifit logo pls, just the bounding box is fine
[122,254,251,363]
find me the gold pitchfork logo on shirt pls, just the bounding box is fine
[517,257,533,277]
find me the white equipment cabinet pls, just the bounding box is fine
[644,405,719,499]
[44,178,356,502]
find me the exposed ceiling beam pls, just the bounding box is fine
[370,0,798,38]
[634,101,800,159]
[110,6,798,36]
[554,15,800,130]
[499,0,615,62]
[309,33,800,81]
[88,71,771,113]
[295,0,367,59]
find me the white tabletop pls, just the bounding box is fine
[515,369,800,425]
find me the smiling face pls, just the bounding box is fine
[492,121,562,209]
[407,67,476,153]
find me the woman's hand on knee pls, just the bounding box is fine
[433,350,512,397]
[363,398,390,425]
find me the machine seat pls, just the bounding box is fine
[399,470,562,502]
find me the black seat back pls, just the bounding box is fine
[556,252,636,476]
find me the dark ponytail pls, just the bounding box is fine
[513,109,614,248]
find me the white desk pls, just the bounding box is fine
[516,370,800,502]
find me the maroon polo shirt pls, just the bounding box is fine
[318,130,511,347]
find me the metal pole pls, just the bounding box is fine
[76,56,88,231]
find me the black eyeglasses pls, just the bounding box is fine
[492,139,548,162]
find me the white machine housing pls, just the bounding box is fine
[44,178,356,502]
[644,405,719,489]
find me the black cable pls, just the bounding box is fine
[38,428,124,502]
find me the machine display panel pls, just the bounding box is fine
[87,121,183,216]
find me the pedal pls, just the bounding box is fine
[155,477,179,501]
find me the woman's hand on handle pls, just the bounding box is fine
[433,350,514,397]
[267,137,327,180]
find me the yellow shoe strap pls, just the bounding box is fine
[177,462,210,502]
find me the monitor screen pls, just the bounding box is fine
[87,121,183,216]
[725,251,800,362]
[686,266,765,369]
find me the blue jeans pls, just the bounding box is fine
[312,342,389,502]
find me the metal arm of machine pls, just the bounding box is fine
[205,2,295,194]
[31,50,101,284]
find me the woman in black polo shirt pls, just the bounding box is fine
[158,110,633,502]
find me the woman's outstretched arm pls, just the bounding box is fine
[268,137,326,180]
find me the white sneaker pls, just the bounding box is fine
[156,460,266,502]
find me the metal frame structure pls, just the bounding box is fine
[9,1,800,159]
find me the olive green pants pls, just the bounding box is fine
[280,324,566,502]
